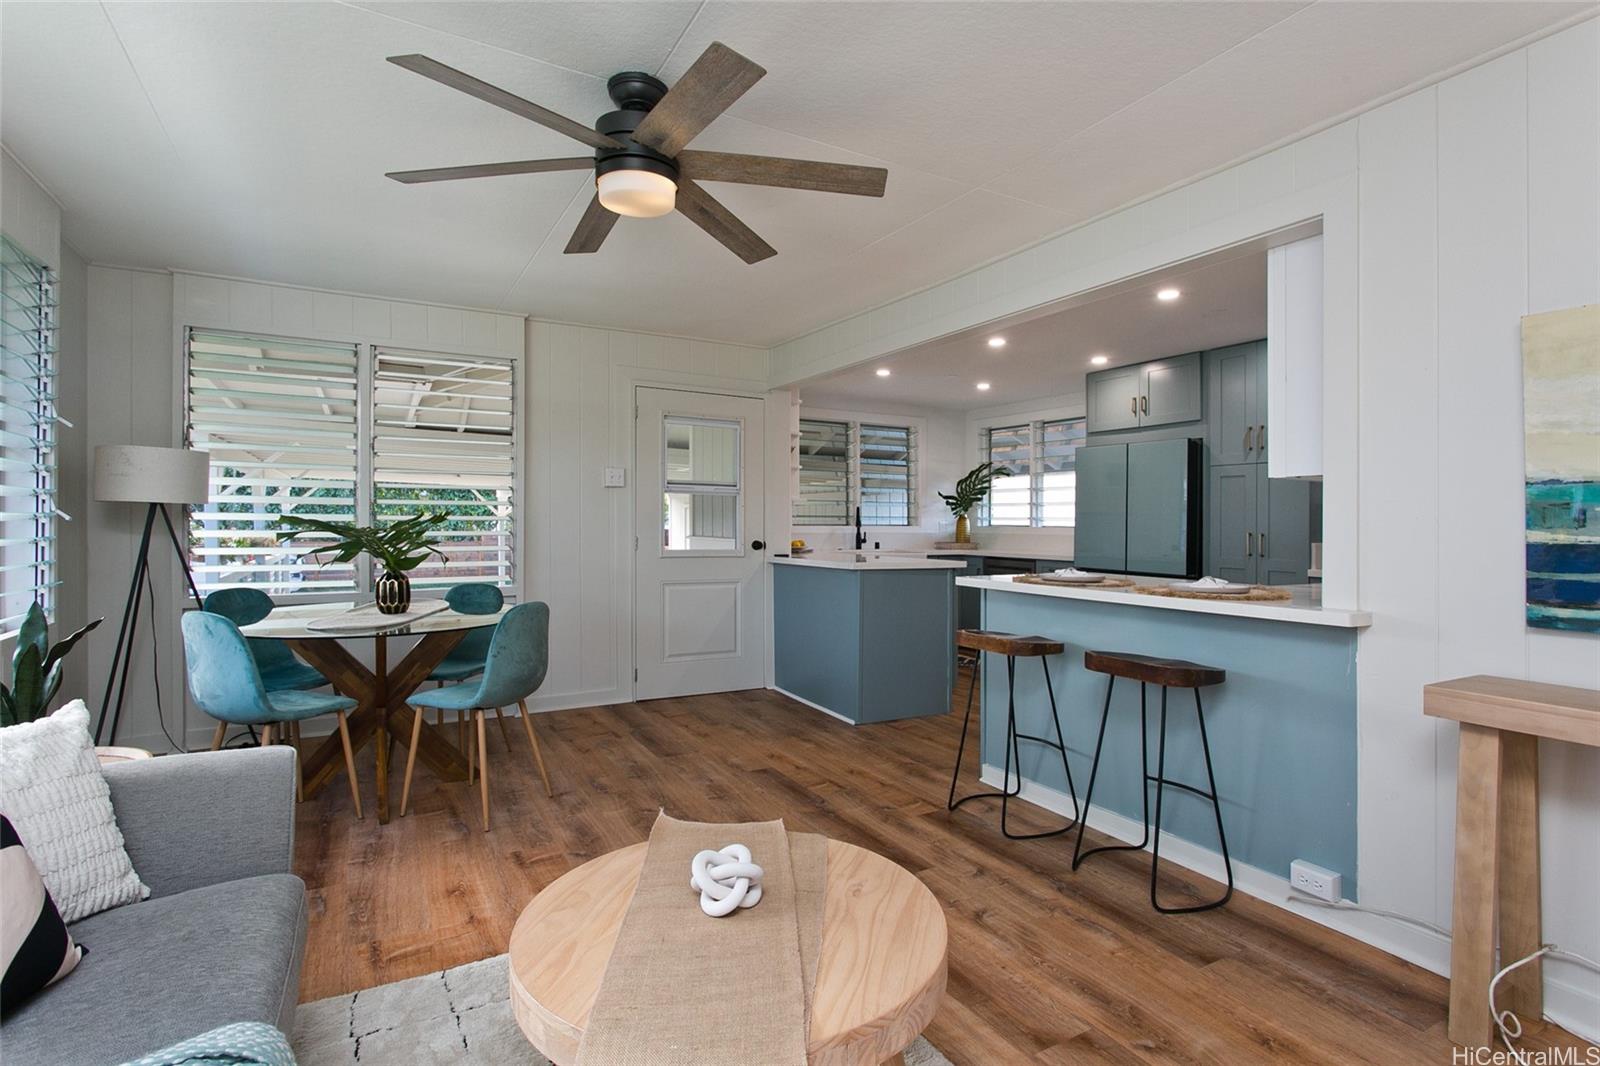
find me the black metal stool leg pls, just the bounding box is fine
[1073,678,1152,870]
[1149,685,1233,914]
[999,655,1079,838]
[947,652,982,810]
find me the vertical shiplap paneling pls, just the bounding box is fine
[1434,50,1531,924]
[1524,18,1600,1008]
[578,328,612,694]
[1354,89,1442,923]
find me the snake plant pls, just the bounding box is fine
[1,604,102,727]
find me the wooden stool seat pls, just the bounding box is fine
[957,630,1064,658]
[1084,650,1225,689]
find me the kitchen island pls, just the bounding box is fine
[958,574,1370,894]
[772,555,966,724]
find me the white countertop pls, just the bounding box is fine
[819,546,1067,561]
[771,555,968,571]
[957,574,1371,628]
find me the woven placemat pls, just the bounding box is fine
[1014,574,1136,588]
[1137,584,1292,602]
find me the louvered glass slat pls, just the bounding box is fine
[0,236,57,634]
[1039,418,1085,527]
[371,348,515,590]
[793,418,851,526]
[985,425,1032,526]
[185,328,360,595]
[859,424,914,527]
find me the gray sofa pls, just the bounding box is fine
[4,747,307,1066]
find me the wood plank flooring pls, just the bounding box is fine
[293,686,1593,1064]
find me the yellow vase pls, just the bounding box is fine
[955,515,971,543]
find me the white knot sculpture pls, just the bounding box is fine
[689,844,764,917]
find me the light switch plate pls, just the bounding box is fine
[603,466,626,488]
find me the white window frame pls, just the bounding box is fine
[0,236,60,637]
[181,326,522,602]
[791,407,921,529]
[977,416,1087,529]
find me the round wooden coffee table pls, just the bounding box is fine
[509,838,947,1066]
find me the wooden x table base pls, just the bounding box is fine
[288,630,472,824]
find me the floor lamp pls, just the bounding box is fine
[93,445,209,745]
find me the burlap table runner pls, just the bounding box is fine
[1136,584,1293,602]
[575,813,827,1065]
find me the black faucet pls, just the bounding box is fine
[854,505,867,550]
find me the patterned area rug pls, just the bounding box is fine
[293,954,954,1065]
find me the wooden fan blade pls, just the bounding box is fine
[676,151,887,197]
[564,195,618,254]
[386,158,593,184]
[631,42,765,157]
[388,55,621,151]
[675,179,775,264]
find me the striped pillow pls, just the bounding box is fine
[1,814,84,1015]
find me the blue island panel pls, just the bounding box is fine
[980,590,1358,892]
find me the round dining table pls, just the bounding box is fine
[240,600,510,823]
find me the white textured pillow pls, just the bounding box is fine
[0,700,148,922]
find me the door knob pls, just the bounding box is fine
[751,540,765,550]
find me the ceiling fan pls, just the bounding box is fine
[384,42,889,264]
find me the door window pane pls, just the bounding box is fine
[662,417,740,552]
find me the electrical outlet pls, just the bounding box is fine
[1290,859,1342,902]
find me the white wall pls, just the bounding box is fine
[768,17,1600,1035]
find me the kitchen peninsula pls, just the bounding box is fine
[772,554,966,724]
[959,573,1370,892]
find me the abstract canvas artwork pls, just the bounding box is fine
[1523,304,1600,632]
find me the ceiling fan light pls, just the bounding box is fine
[597,169,677,218]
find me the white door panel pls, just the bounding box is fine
[635,388,765,699]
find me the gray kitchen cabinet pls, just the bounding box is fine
[1208,464,1258,583]
[1087,353,1202,433]
[1126,438,1199,575]
[1086,366,1142,432]
[1206,463,1312,584]
[1073,444,1128,571]
[1258,466,1312,584]
[1139,353,1203,427]
[1208,341,1263,465]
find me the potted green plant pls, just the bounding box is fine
[938,462,1011,544]
[1,604,102,727]
[276,512,450,614]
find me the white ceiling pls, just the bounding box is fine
[1,2,1587,347]
[800,247,1267,412]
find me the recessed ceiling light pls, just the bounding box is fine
[987,336,1006,349]
[875,367,891,378]
[976,381,992,391]
[1156,288,1181,302]
[1090,354,1109,366]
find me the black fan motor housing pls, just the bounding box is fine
[594,103,678,182]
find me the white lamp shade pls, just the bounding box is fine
[596,169,677,218]
[94,445,210,505]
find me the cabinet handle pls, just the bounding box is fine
[1259,532,1267,556]
[1141,395,1148,414]
[1257,424,1266,452]
[1244,427,1253,453]
[1130,396,1138,416]
[1245,531,1254,557]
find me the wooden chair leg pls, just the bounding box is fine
[516,699,553,798]
[290,721,305,803]
[400,706,425,817]
[261,723,275,747]
[210,722,228,751]
[476,710,490,832]
[466,715,476,783]
[493,705,514,751]
[336,711,363,820]
[457,709,465,753]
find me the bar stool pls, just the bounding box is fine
[1071,650,1233,913]
[947,629,1079,839]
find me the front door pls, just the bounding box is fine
[634,387,766,699]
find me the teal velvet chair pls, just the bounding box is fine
[428,583,503,683]
[181,611,365,819]
[400,602,551,830]
[203,588,328,693]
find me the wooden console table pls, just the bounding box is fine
[1423,675,1600,1047]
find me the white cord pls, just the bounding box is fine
[1287,890,1452,937]
[1490,944,1600,1058]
